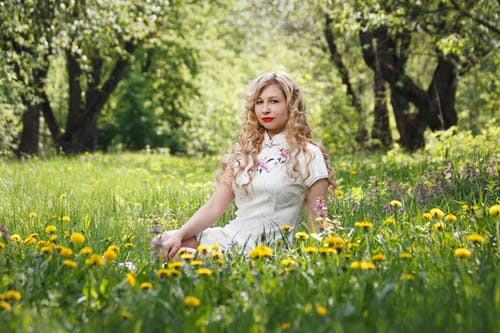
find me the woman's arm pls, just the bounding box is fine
[153,175,235,258]
[305,178,329,230]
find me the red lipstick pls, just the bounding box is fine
[262,117,274,122]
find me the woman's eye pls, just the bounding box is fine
[255,100,263,105]
[272,100,279,104]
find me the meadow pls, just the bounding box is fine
[0,126,499,333]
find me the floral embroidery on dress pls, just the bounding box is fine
[257,147,288,174]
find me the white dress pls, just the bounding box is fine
[197,131,329,251]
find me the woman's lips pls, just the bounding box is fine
[262,117,274,122]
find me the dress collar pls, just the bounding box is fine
[263,131,287,148]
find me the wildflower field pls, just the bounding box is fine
[0,127,499,333]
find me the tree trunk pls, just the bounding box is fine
[371,37,391,147]
[390,90,426,150]
[17,104,40,156]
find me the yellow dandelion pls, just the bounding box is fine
[430,208,445,218]
[280,322,292,330]
[126,273,136,288]
[323,236,345,250]
[489,204,500,216]
[63,260,78,268]
[371,253,387,261]
[400,273,415,281]
[390,200,403,208]
[139,282,153,289]
[280,225,294,232]
[6,290,21,301]
[107,245,120,253]
[462,204,469,211]
[196,245,210,254]
[422,212,433,220]
[0,301,11,312]
[400,252,412,259]
[190,260,203,266]
[60,247,73,257]
[168,261,183,269]
[59,193,67,200]
[157,269,172,279]
[304,246,318,254]
[432,222,445,231]
[467,233,486,244]
[454,248,471,258]
[184,296,201,307]
[45,225,57,233]
[470,205,479,212]
[62,216,71,223]
[120,311,131,320]
[318,247,336,255]
[211,252,223,260]
[249,245,273,259]
[280,258,296,266]
[334,189,344,196]
[294,232,309,240]
[85,254,104,266]
[24,236,36,245]
[343,253,352,259]
[355,221,373,230]
[49,235,57,242]
[103,249,117,262]
[196,268,212,276]
[40,246,52,254]
[28,212,37,219]
[10,234,22,242]
[444,214,457,223]
[316,305,328,316]
[210,244,221,252]
[70,232,85,245]
[180,253,194,260]
[80,246,92,255]
[125,242,135,248]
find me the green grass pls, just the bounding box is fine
[0,126,499,333]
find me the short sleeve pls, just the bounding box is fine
[304,144,329,187]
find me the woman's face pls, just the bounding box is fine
[254,84,288,138]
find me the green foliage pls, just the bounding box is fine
[0,125,498,332]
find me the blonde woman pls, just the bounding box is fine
[152,72,335,259]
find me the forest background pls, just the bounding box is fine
[0,0,498,158]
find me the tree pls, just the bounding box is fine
[1,0,193,155]
[323,0,499,150]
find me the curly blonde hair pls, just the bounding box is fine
[218,72,335,193]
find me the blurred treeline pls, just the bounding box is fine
[0,0,498,157]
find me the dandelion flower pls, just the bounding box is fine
[60,247,73,257]
[432,222,445,231]
[335,189,344,196]
[249,245,273,259]
[390,200,402,208]
[107,245,120,253]
[80,246,92,255]
[24,236,36,245]
[454,248,471,258]
[126,273,136,287]
[280,258,296,266]
[6,290,21,301]
[489,204,500,216]
[294,232,309,240]
[70,232,85,245]
[168,261,183,269]
[140,282,153,289]
[444,214,457,223]
[10,234,22,242]
[0,301,11,312]
[28,212,37,219]
[63,260,78,268]
[400,274,415,281]
[422,212,432,220]
[120,311,131,320]
[304,246,318,254]
[190,260,203,267]
[62,216,71,223]
[180,253,194,260]
[59,193,67,200]
[157,268,176,279]
[196,268,212,276]
[430,208,445,218]
[40,246,52,254]
[184,296,201,307]
[85,254,104,266]
[211,252,223,260]
[323,236,345,251]
[210,244,221,252]
[372,253,387,261]
[280,225,294,232]
[355,221,373,230]
[350,261,374,270]
[45,225,57,233]
[196,245,210,254]
[280,322,292,330]
[318,247,336,255]
[104,249,117,262]
[316,305,328,316]
[399,252,412,259]
[467,233,486,244]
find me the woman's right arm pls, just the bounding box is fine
[152,174,235,258]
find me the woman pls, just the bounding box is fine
[152,71,335,259]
